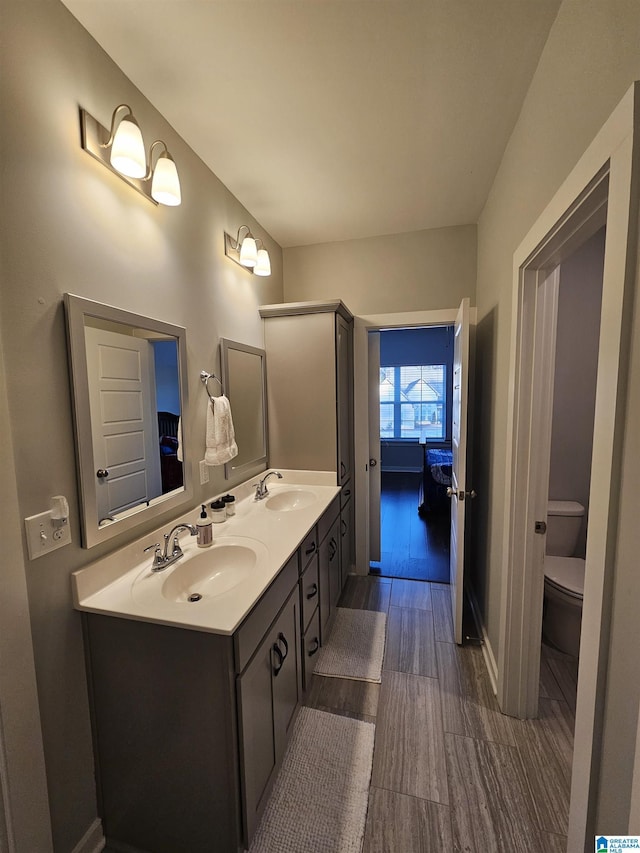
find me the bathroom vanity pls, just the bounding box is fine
[73,474,349,852]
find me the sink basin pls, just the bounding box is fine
[265,488,316,512]
[132,537,268,605]
[162,545,257,602]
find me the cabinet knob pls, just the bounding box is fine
[305,541,317,556]
[308,638,320,657]
[306,583,318,600]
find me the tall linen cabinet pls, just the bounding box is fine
[260,300,355,577]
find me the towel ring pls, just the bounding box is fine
[200,370,224,403]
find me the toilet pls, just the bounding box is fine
[542,500,585,657]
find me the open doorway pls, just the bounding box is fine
[355,300,474,645]
[369,325,454,583]
[540,226,605,720]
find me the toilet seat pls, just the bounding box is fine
[544,556,585,599]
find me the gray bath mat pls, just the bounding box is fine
[249,707,375,853]
[314,607,387,683]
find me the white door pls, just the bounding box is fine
[449,298,471,644]
[367,331,381,562]
[85,327,161,521]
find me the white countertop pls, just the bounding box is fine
[72,470,340,636]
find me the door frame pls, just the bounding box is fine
[367,330,381,563]
[498,82,639,851]
[354,308,473,573]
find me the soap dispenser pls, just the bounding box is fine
[196,505,213,548]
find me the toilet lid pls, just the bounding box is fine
[544,556,585,597]
[547,500,584,517]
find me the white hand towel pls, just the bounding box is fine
[204,396,238,466]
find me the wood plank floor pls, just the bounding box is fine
[304,575,577,853]
[371,472,450,583]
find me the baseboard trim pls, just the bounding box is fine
[71,819,105,853]
[467,588,499,695]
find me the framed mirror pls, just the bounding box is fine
[64,294,191,547]
[220,338,268,480]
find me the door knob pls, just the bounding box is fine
[369,458,377,467]
[96,468,110,479]
[446,487,477,500]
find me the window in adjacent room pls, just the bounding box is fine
[379,364,446,441]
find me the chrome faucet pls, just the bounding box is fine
[144,523,198,571]
[253,470,283,501]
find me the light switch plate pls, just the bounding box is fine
[24,510,72,560]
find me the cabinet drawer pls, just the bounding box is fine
[340,480,353,509]
[318,496,340,544]
[300,557,319,632]
[301,607,321,691]
[234,552,298,674]
[300,526,318,571]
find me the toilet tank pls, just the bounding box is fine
[546,500,585,556]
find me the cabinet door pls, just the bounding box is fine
[340,496,354,591]
[237,627,277,843]
[238,587,301,845]
[319,517,340,641]
[336,314,353,485]
[272,588,301,762]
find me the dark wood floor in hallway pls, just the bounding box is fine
[371,471,450,582]
[305,574,576,853]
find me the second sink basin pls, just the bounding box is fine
[265,488,316,512]
[132,536,269,606]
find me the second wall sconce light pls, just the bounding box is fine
[224,225,271,276]
[80,103,181,206]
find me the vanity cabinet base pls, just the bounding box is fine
[83,614,242,853]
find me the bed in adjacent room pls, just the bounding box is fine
[418,447,453,516]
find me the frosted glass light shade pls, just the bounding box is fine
[254,248,271,276]
[239,236,258,267]
[151,153,181,206]
[110,116,146,178]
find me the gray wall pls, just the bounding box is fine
[549,227,605,557]
[283,224,477,314]
[0,1,283,849]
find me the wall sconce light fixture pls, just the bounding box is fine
[106,104,146,178]
[224,226,271,276]
[147,141,181,206]
[80,104,181,207]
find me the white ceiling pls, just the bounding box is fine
[61,0,561,248]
